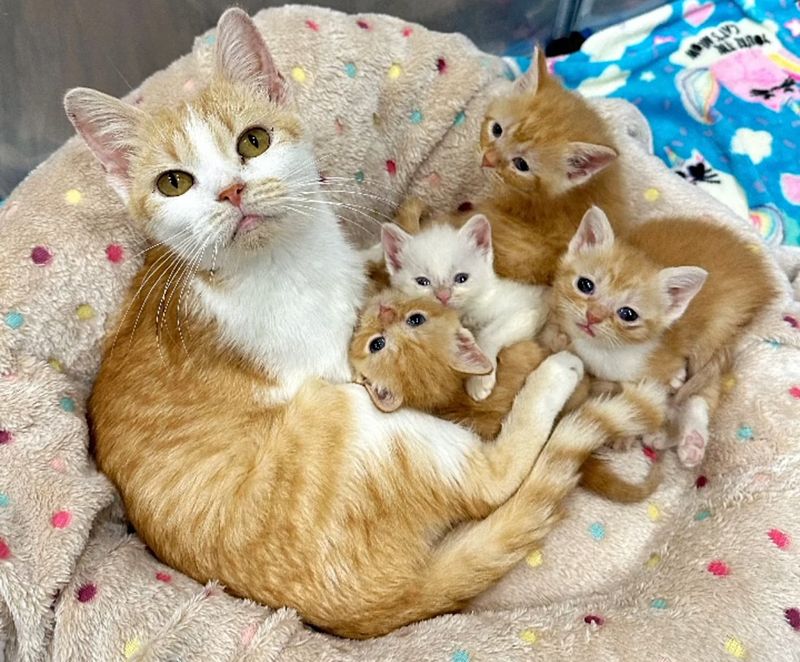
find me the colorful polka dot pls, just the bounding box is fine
[387,63,403,80]
[0,493,9,508]
[766,338,782,349]
[354,170,365,184]
[204,34,216,45]
[344,62,357,78]
[696,475,709,488]
[584,614,604,626]
[156,571,172,582]
[60,396,76,413]
[436,57,448,74]
[768,529,791,550]
[790,386,800,400]
[519,629,538,645]
[76,583,97,602]
[723,636,746,659]
[722,374,737,392]
[644,188,661,202]
[4,311,24,330]
[785,315,799,329]
[385,160,397,176]
[642,445,658,462]
[647,503,662,522]
[356,19,370,30]
[526,549,543,568]
[451,651,470,662]
[588,522,606,541]
[335,117,346,134]
[747,243,762,254]
[409,109,423,124]
[427,172,442,187]
[51,510,72,529]
[31,245,52,265]
[305,19,320,31]
[737,425,753,441]
[645,553,661,569]
[0,430,13,445]
[182,79,196,93]
[0,539,10,560]
[106,244,124,263]
[695,509,712,521]
[291,67,307,83]
[64,189,82,205]
[50,457,67,473]
[785,607,800,630]
[651,598,668,609]
[453,110,466,126]
[707,560,730,576]
[48,357,63,372]
[123,637,141,659]
[371,113,382,128]
[401,26,413,37]
[76,304,95,321]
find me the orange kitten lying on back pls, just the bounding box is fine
[351,291,664,503]
[474,49,629,285]
[552,206,778,467]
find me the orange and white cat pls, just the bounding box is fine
[351,291,663,503]
[381,213,549,400]
[552,206,778,467]
[475,49,628,285]
[67,9,668,638]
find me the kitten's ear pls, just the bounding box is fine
[450,329,493,375]
[659,266,708,323]
[363,381,403,413]
[460,214,493,259]
[568,206,615,254]
[514,46,548,95]
[215,8,286,103]
[564,142,618,185]
[381,223,411,274]
[64,87,144,201]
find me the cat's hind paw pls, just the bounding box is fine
[677,429,707,468]
[467,371,497,402]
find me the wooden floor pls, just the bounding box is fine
[0,0,558,197]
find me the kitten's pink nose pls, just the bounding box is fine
[586,311,603,325]
[435,289,452,304]
[378,304,396,325]
[481,150,498,169]
[218,182,245,207]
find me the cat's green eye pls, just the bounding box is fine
[156,170,194,197]
[237,127,270,159]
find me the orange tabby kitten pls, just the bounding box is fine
[475,49,629,285]
[351,291,663,503]
[69,9,668,638]
[552,206,779,467]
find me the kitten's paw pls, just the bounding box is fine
[647,429,672,450]
[612,434,641,451]
[677,429,707,468]
[669,365,688,392]
[542,350,584,383]
[467,371,496,402]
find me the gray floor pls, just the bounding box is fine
[0,0,566,197]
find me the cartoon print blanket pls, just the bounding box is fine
[2,5,800,662]
[510,0,800,247]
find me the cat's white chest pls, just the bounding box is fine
[571,336,655,382]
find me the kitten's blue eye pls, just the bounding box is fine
[617,307,639,322]
[415,277,431,287]
[576,277,595,294]
[406,313,426,327]
[491,122,503,138]
[454,273,469,284]
[512,157,530,172]
[369,336,386,353]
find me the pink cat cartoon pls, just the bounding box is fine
[672,19,800,123]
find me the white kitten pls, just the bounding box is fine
[381,214,549,400]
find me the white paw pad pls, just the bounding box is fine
[677,429,707,468]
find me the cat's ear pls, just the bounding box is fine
[64,87,144,201]
[363,381,403,413]
[215,8,286,103]
[564,142,618,185]
[659,266,708,323]
[450,329,493,375]
[568,206,615,254]
[514,46,548,95]
[381,223,411,274]
[460,214,493,260]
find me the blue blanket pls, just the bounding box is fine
[508,0,800,246]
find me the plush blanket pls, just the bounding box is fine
[1,5,799,661]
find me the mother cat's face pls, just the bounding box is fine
[65,9,318,270]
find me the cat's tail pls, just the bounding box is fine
[395,380,668,626]
[580,454,662,503]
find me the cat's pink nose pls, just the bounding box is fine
[218,182,245,207]
[435,289,452,304]
[378,304,396,325]
[586,311,603,325]
[481,150,497,168]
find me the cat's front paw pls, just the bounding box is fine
[543,350,584,383]
[467,371,496,401]
[677,428,707,468]
[669,364,688,393]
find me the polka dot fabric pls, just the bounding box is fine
[2,5,799,661]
